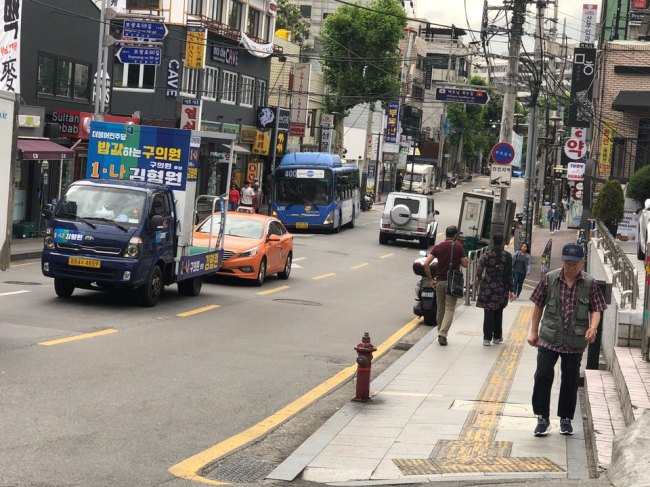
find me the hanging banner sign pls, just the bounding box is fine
[184,26,207,69]
[0,0,23,93]
[568,48,596,127]
[580,4,598,45]
[180,98,202,131]
[385,101,399,144]
[240,33,274,58]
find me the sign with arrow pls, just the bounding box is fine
[123,20,168,40]
[116,46,162,65]
[489,164,512,188]
[435,87,490,105]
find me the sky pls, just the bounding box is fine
[415,0,599,47]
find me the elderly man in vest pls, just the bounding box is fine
[527,243,607,436]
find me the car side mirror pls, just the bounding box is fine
[267,233,281,242]
[42,203,54,219]
[149,214,164,231]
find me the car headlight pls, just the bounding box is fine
[44,227,55,250]
[239,246,260,258]
[125,237,142,258]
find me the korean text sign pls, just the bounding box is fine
[86,121,191,190]
[0,0,22,93]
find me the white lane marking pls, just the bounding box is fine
[293,257,307,262]
[0,290,31,297]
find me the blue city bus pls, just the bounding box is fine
[272,152,360,232]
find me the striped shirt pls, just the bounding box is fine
[530,270,607,353]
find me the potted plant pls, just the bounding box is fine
[592,179,625,236]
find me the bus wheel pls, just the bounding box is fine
[348,210,355,229]
[334,212,342,233]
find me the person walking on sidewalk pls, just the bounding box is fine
[547,204,558,233]
[512,242,531,299]
[527,243,607,437]
[476,233,515,346]
[228,184,240,211]
[423,225,468,346]
[252,183,263,214]
[240,181,255,208]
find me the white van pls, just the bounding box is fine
[402,164,435,194]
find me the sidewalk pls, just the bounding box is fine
[268,226,606,485]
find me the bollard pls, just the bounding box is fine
[353,332,377,402]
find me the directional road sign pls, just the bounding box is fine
[435,87,490,105]
[489,164,512,188]
[116,46,162,65]
[123,20,168,40]
[491,142,515,165]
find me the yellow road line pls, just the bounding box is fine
[39,328,118,346]
[177,304,221,318]
[257,285,290,296]
[168,317,423,484]
[351,263,369,270]
[380,253,394,259]
[312,272,335,280]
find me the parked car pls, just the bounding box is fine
[512,169,523,178]
[193,212,293,285]
[637,198,650,260]
[379,192,438,249]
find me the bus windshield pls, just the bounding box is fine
[274,178,332,206]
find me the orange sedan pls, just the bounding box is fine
[193,212,293,285]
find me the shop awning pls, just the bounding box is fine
[18,139,75,160]
[221,143,251,154]
[612,91,650,112]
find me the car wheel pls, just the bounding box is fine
[390,204,411,226]
[178,276,203,296]
[255,258,267,286]
[140,265,163,307]
[54,278,74,298]
[419,234,430,249]
[638,243,646,261]
[379,232,389,245]
[278,252,292,279]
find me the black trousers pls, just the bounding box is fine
[483,308,504,341]
[532,346,583,420]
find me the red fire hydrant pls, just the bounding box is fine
[354,332,377,402]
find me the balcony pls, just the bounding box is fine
[610,137,650,182]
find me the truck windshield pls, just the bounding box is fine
[403,174,423,183]
[274,178,332,206]
[55,186,146,226]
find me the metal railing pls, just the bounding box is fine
[593,220,639,309]
[464,246,489,305]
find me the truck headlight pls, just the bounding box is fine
[324,211,334,224]
[44,227,55,249]
[125,237,142,258]
[240,246,259,258]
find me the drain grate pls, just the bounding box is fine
[3,281,42,286]
[393,342,414,351]
[272,298,322,306]
[204,456,273,483]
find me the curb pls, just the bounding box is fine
[10,251,42,262]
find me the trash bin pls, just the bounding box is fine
[12,221,38,239]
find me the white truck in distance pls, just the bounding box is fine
[402,164,435,195]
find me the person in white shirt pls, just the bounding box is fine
[240,182,255,207]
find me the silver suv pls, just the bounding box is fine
[638,198,650,260]
[379,192,438,249]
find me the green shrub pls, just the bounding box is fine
[592,179,624,225]
[626,164,650,204]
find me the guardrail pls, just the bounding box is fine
[464,246,489,305]
[592,220,639,309]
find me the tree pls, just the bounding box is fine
[320,0,406,152]
[627,164,650,204]
[592,179,625,234]
[276,0,311,52]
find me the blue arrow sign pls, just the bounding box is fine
[123,20,168,40]
[116,46,162,65]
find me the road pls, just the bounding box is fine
[0,176,525,486]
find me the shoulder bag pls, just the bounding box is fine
[446,239,465,298]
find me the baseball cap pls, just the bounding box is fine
[561,243,584,262]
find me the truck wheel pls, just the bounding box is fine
[278,252,292,279]
[178,277,203,296]
[54,278,74,298]
[140,265,163,307]
[255,258,267,286]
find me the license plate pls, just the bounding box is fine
[296,222,309,229]
[394,229,407,234]
[68,257,101,269]
[421,292,434,298]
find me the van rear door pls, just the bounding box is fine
[458,193,492,240]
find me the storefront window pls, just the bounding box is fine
[37,54,90,101]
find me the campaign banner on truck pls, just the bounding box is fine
[86,121,191,190]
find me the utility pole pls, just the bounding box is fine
[437,24,455,188]
[522,1,546,247]
[490,0,527,238]
[94,0,108,116]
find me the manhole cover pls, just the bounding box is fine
[393,342,414,351]
[3,281,42,286]
[204,456,273,483]
[272,298,322,306]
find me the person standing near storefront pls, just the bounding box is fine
[228,184,240,211]
[240,181,255,208]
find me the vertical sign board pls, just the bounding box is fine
[580,4,598,45]
[0,0,22,93]
[568,48,596,128]
[0,91,18,270]
[598,121,616,178]
[385,101,399,144]
[320,114,334,153]
[184,27,207,69]
[180,98,202,130]
[290,63,310,136]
